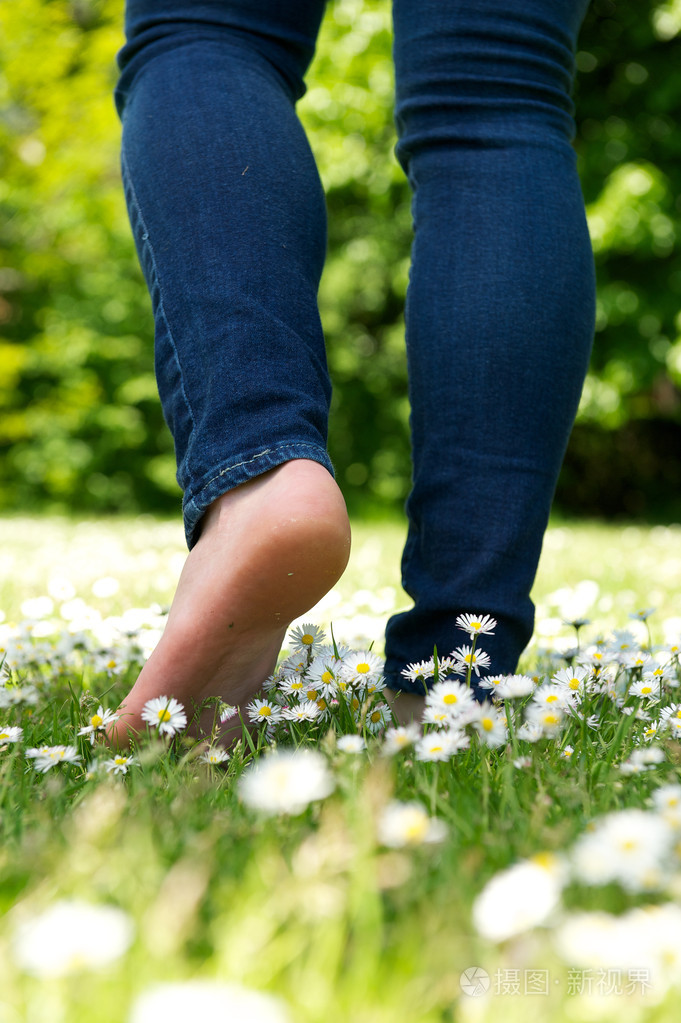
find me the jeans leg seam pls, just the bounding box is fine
[121,151,197,455]
[200,441,328,491]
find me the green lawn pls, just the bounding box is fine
[1,513,681,1023]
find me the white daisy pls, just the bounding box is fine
[238,749,334,815]
[415,729,469,761]
[425,679,474,718]
[337,734,366,753]
[278,674,307,698]
[306,656,339,697]
[12,899,134,978]
[455,613,497,638]
[524,703,565,738]
[470,703,507,747]
[516,720,544,743]
[245,698,283,727]
[560,744,574,760]
[141,696,187,736]
[570,808,673,892]
[531,683,572,710]
[0,725,22,746]
[364,701,390,734]
[472,854,566,942]
[400,658,435,685]
[629,677,662,699]
[27,745,82,773]
[493,674,535,699]
[129,982,289,1023]
[77,706,119,745]
[281,702,319,722]
[552,666,590,695]
[199,748,230,766]
[382,724,421,756]
[451,645,491,677]
[103,754,139,775]
[288,623,325,654]
[339,650,385,687]
[377,800,447,848]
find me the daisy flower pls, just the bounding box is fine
[472,855,566,942]
[12,899,134,978]
[629,677,662,699]
[339,650,385,687]
[531,683,571,710]
[141,696,187,736]
[415,729,469,761]
[0,725,22,746]
[77,706,119,745]
[245,698,283,727]
[382,724,421,756]
[278,674,307,698]
[455,613,497,638]
[306,656,339,697]
[470,704,507,747]
[337,734,366,753]
[451,645,491,677]
[281,703,319,722]
[288,622,325,655]
[629,607,656,622]
[400,658,435,685]
[552,665,590,695]
[238,749,334,815]
[524,704,565,738]
[570,808,673,892]
[198,748,230,766]
[26,745,82,773]
[103,754,139,775]
[219,703,238,723]
[364,701,390,734]
[377,800,447,848]
[516,720,544,743]
[477,675,507,694]
[129,982,289,1023]
[559,744,574,759]
[425,679,474,718]
[493,674,535,699]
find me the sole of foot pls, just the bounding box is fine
[106,459,351,750]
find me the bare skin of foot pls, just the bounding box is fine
[106,460,351,750]
[384,688,425,726]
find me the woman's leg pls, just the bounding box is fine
[109,1,350,746]
[385,0,595,699]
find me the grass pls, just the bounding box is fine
[1,512,681,1022]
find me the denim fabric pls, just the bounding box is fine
[115,0,595,693]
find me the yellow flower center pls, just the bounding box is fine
[544,713,560,726]
[107,660,116,669]
[620,839,638,851]
[321,670,333,684]
[546,694,558,703]
[481,717,493,731]
[641,686,652,694]
[568,678,580,689]
[258,706,272,717]
[0,732,9,740]
[356,662,370,674]
[351,697,360,711]
[290,680,303,690]
[370,710,382,723]
[429,745,443,753]
[157,709,171,722]
[302,633,314,645]
[114,756,127,766]
[90,714,103,728]
[306,689,318,701]
[405,817,428,842]
[443,693,458,705]
[317,699,327,711]
[470,621,481,630]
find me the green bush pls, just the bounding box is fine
[1,0,680,519]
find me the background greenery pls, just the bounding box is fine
[1,0,681,519]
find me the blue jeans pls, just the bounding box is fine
[115,0,595,694]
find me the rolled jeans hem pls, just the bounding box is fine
[182,441,335,549]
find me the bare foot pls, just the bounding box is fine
[385,688,425,726]
[107,460,351,749]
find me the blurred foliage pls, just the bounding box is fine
[1,0,681,520]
